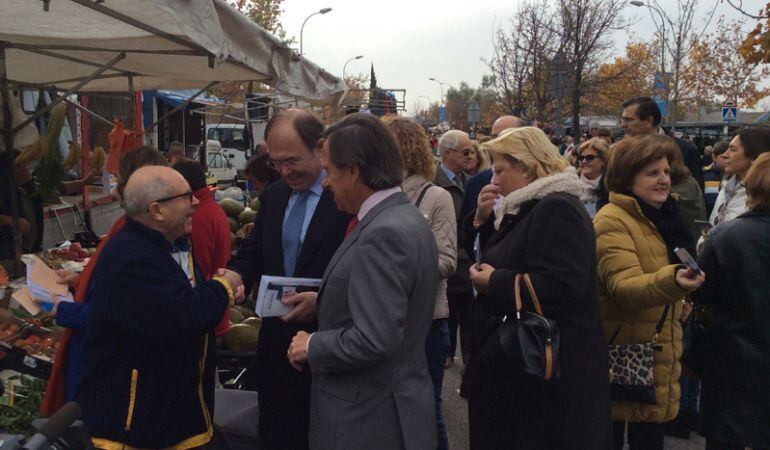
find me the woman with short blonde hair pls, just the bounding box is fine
[465,126,612,449]
[467,141,491,175]
[576,138,610,217]
[482,126,568,179]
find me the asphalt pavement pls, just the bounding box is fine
[441,359,708,450]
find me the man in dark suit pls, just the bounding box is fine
[620,96,704,190]
[227,109,351,450]
[288,113,438,450]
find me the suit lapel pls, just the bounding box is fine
[318,193,407,295]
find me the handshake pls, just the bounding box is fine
[215,268,246,303]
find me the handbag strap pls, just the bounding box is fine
[609,303,671,345]
[414,183,433,209]
[514,273,543,318]
[652,303,671,343]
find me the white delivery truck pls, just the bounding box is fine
[205,124,247,184]
[204,122,267,184]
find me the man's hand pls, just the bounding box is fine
[281,291,318,323]
[469,263,495,294]
[54,269,79,288]
[216,268,245,301]
[288,331,310,371]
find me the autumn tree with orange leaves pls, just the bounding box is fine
[739,2,770,64]
[585,42,658,116]
[689,17,770,111]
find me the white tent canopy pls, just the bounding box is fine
[0,0,346,105]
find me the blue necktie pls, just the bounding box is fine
[282,191,311,276]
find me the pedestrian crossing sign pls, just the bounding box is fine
[722,106,737,122]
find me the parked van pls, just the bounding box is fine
[204,122,268,184]
[205,124,247,184]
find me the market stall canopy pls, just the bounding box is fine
[0,0,346,106]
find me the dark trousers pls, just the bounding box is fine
[447,289,473,364]
[257,377,311,450]
[679,373,700,413]
[425,319,451,450]
[613,421,665,450]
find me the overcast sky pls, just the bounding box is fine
[277,0,768,114]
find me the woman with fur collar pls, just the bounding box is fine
[464,126,612,450]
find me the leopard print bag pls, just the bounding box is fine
[607,304,670,405]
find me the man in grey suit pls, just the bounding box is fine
[287,113,439,450]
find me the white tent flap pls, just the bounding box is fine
[0,0,346,105]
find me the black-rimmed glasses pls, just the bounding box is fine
[155,190,194,204]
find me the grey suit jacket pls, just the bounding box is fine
[307,192,439,450]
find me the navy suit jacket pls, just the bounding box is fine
[227,179,351,387]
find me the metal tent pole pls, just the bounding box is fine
[0,44,23,275]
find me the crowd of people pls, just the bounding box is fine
[16,94,769,450]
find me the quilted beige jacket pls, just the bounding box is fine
[402,174,457,319]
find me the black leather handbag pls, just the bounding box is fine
[480,273,560,381]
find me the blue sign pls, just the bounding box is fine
[722,107,737,122]
[438,106,446,123]
[467,101,480,123]
[652,95,668,119]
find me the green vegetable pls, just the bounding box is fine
[0,375,46,434]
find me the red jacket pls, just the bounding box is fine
[191,187,232,336]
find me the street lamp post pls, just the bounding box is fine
[630,1,666,74]
[342,55,363,80]
[428,77,450,105]
[631,0,673,121]
[300,7,332,56]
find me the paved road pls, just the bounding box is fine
[441,360,707,450]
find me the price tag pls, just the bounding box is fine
[23,356,37,369]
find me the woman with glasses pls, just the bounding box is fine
[576,138,609,217]
[464,141,491,176]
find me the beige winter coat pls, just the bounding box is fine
[402,174,457,319]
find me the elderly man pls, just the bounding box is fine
[76,166,242,450]
[227,109,350,450]
[434,129,473,368]
[288,113,438,450]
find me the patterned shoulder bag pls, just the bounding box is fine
[607,304,670,404]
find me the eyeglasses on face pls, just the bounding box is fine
[576,154,598,164]
[449,148,474,157]
[268,154,305,170]
[155,190,194,204]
